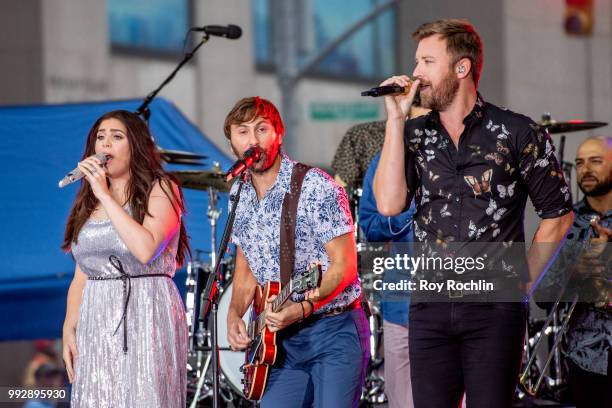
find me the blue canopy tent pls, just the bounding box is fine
[0,98,233,340]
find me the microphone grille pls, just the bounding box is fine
[94,153,110,164]
[226,24,242,39]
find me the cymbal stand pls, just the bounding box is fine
[188,187,225,406]
[186,250,208,372]
[557,134,576,202]
[208,187,222,270]
[542,113,575,202]
[189,351,213,408]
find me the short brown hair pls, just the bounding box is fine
[223,96,285,139]
[412,19,483,87]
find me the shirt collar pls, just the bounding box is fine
[574,197,612,218]
[274,151,294,194]
[464,92,486,125]
[425,92,486,127]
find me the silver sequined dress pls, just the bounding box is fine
[70,214,187,408]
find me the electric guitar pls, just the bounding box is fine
[241,263,322,400]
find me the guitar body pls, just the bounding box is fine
[241,264,321,400]
[243,281,280,400]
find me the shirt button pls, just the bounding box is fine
[455,197,460,202]
[453,224,458,229]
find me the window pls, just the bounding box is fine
[108,0,192,57]
[253,0,397,81]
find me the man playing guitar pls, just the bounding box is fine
[225,96,370,407]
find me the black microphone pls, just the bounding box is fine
[361,84,410,97]
[192,24,242,39]
[225,146,263,182]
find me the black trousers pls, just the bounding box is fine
[408,302,526,408]
[568,359,612,408]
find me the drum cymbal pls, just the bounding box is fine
[158,147,206,165]
[170,169,231,192]
[538,120,608,134]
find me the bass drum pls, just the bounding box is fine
[218,282,252,397]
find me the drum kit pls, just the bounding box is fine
[163,115,608,407]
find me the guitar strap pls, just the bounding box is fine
[279,163,311,286]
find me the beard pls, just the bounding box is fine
[578,174,612,197]
[231,143,281,175]
[251,148,274,173]
[420,70,460,111]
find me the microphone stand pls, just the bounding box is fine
[199,174,246,408]
[135,33,210,121]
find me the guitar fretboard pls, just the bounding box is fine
[254,281,293,335]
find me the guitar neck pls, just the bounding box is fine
[255,282,294,333]
[272,283,293,312]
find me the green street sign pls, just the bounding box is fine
[310,102,380,121]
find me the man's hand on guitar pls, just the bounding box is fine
[304,288,320,300]
[265,295,309,333]
[227,312,251,351]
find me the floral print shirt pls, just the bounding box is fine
[230,153,361,313]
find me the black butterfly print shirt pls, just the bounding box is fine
[404,93,572,244]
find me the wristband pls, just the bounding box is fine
[305,299,315,317]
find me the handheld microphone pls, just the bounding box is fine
[225,146,263,182]
[361,84,411,97]
[192,24,242,39]
[58,153,110,188]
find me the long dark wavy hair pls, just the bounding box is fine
[62,110,190,266]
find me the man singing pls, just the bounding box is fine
[373,19,573,407]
